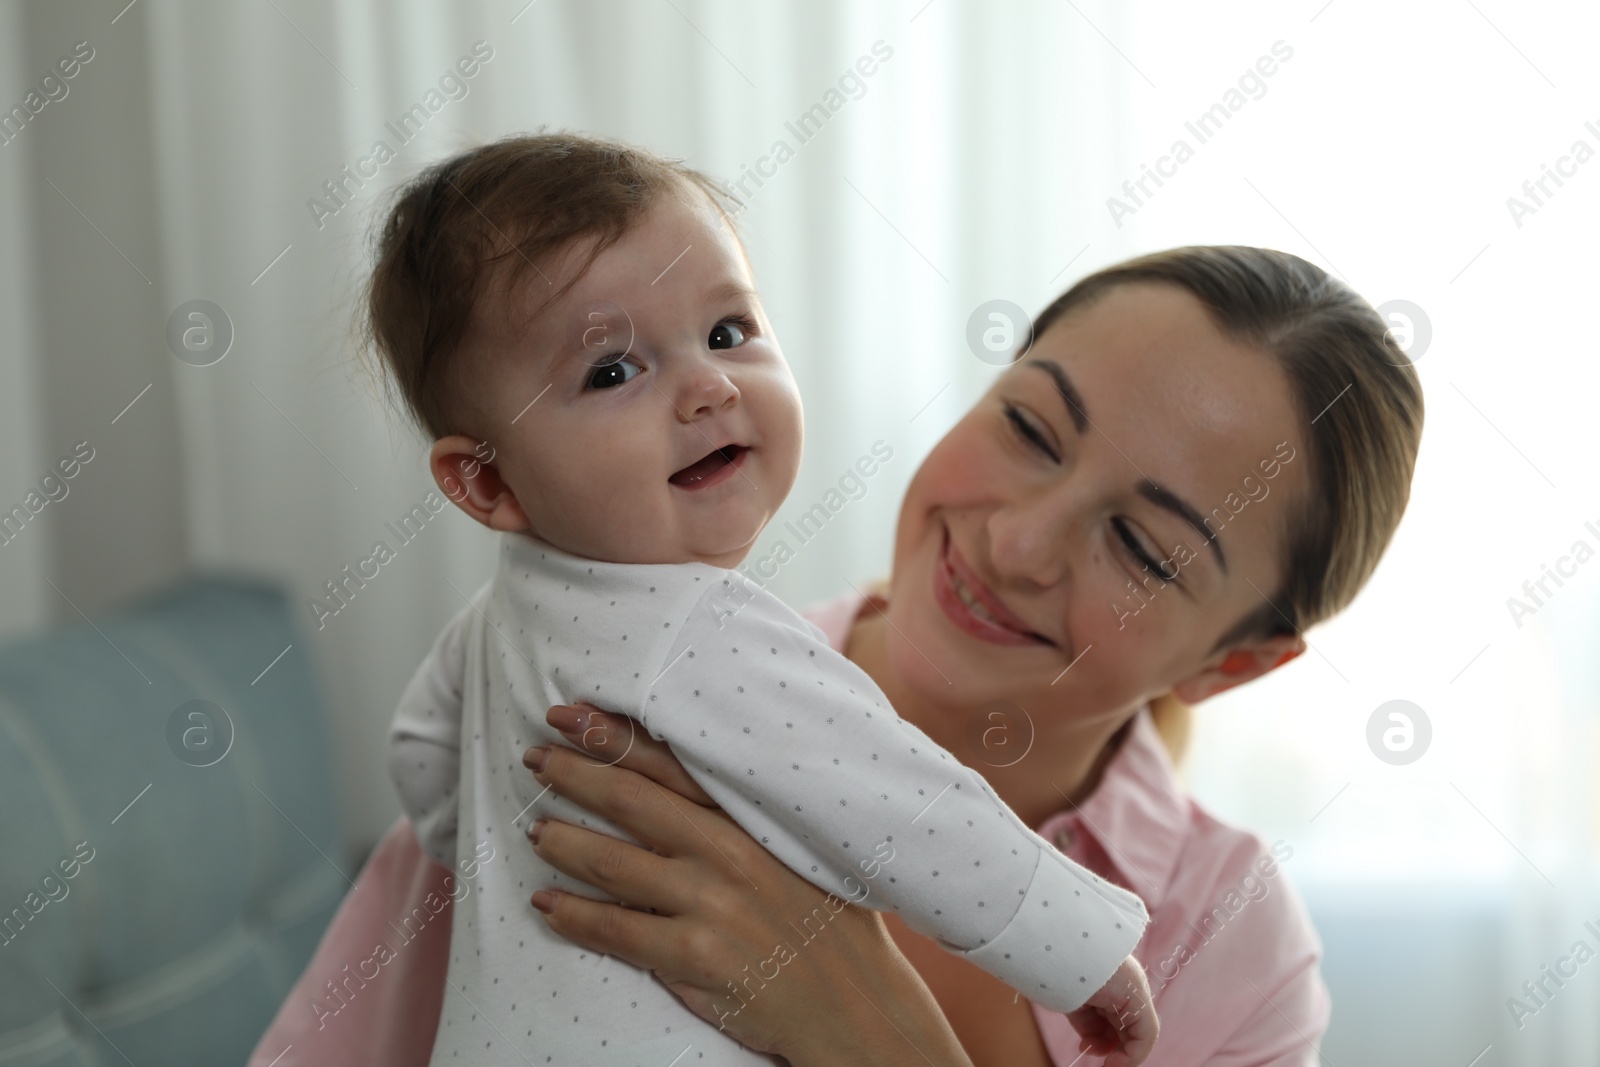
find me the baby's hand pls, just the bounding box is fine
[1065,955,1159,1066]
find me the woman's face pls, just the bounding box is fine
[886,281,1310,725]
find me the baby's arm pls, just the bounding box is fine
[387,595,479,869]
[639,583,1150,1015]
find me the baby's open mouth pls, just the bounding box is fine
[669,445,748,488]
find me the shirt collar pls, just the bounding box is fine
[1034,706,1190,911]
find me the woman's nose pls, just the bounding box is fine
[673,356,739,422]
[986,498,1070,589]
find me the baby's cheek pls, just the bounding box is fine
[601,466,671,532]
[773,418,806,500]
[524,465,637,553]
[755,379,806,501]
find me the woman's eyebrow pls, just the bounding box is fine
[1137,480,1228,573]
[1024,359,1089,434]
[1022,357,1224,571]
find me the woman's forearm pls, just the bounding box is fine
[786,977,974,1067]
[772,910,974,1067]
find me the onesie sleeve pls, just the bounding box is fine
[638,578,1149,1013]
[387,590,481,869]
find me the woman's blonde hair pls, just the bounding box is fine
[1029,246,1425,763]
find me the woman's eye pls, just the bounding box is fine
[1004,402,1059,462]
[587,358,641,390]
[1113,518,1176,582]
[708,319,749,350]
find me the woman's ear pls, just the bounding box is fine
[429,436,532,533]
[1170,634,1306,704]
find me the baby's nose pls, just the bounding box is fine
[675,365,739,421]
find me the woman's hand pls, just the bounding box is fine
[524,703,975,1067]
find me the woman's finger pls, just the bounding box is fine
[531,888,682,976]
[523,742,721,857]
[532,817,687,913]
[544,703,716,806]
[533,890,750,1035]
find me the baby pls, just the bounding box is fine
[373,133,1155,1066]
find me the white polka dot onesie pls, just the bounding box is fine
[390,532,1149,1066]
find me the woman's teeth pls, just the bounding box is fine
[951,570,1007,628]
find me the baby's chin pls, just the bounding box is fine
[524,476,778,566]
[541,514,767,568]
[678,520,767,569]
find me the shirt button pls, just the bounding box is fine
[1053,825,1077,850]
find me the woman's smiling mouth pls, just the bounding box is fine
[933,525,1056,648]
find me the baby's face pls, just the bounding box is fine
[458,188,803,567]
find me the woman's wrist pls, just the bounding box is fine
[774,910,973,1067]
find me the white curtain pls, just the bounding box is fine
[0,4,50,640]
[5,0,1596,1062]
[1116,3,1600,1064]
[1,0,1136,848]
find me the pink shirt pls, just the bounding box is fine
[250,592,1329,1066]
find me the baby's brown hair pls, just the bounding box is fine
[364,132,736,440]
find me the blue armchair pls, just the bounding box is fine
[0,576,347,1066]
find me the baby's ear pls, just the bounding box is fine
[429,436,531,532]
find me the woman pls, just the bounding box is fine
[251,246,1423,1065]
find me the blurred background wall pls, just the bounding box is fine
[2,0,1597,1062]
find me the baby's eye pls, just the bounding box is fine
[587,358,641,390]
[708,319,749,350]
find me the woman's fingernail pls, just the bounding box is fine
[531,890,556,914]
[528,819,546,845]
[546,704,584,734]
[523,746,548,772]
